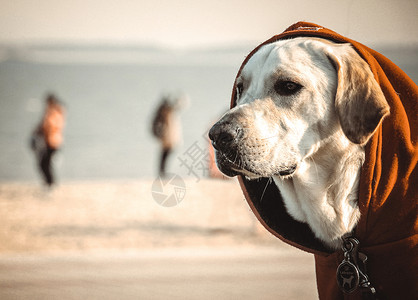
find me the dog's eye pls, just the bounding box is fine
[274,80,302,96]
[236,82,244,99]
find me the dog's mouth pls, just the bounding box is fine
[214,150,245,177]
[215,150,297,179]
[277,165,297,177]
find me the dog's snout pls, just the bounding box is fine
[209,122,242,152]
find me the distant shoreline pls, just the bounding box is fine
[1,42,417,66]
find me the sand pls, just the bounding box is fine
[0,178,318,299]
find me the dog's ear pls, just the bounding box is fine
[326,44,390,144]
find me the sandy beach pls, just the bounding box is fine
[0,179,318,299]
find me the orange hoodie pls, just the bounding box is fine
[42,103,65,149]
[231,22,417,299]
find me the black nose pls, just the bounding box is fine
[208,122,241,152]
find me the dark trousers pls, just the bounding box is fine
[159,148,171,177]
[39,146,56,186]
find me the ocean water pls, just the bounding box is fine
[0,45,417,182]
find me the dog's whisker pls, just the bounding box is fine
[259,177,272,203]
[260,135,279,140]
[310,156,320,184]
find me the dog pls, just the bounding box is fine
[209,36,390,250]
[208,22,417,299]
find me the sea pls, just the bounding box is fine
[0,44,417,182]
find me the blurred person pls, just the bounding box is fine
[151,95,182,177]
[31,93,65,187]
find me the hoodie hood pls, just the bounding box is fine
[230,22,418,298]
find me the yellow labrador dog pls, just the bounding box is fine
[209,37,389,250]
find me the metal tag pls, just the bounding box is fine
[336,260,360,293]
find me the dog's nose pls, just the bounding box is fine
[209,122,241,152]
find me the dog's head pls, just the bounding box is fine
[209,37,389,179]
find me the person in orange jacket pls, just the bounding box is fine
[31,94,65,186]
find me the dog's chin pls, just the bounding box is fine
[217,163,241,177]
[214,152,244,177]
[215,151,297,179]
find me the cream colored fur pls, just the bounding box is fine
[223,37,389,249]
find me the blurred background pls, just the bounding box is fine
[0,0,417,181]
[0,1,417,299]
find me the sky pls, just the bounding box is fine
[0,0,417,48]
